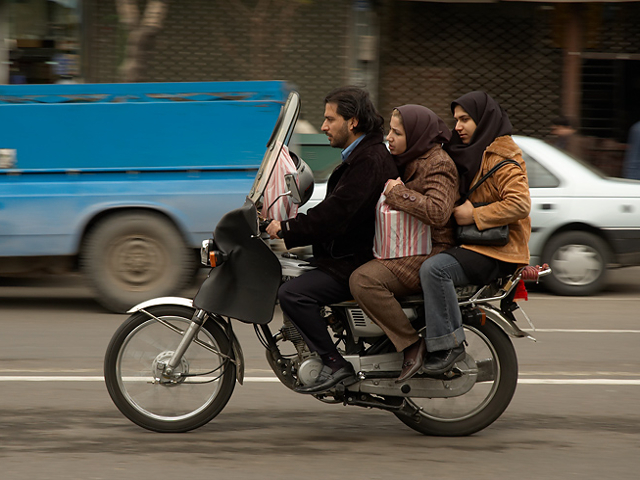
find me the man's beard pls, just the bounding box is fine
[329,123,350,149]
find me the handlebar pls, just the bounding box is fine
[259,219,272,233]
[259,219,283,238]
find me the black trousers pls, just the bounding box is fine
[278,269,352,356]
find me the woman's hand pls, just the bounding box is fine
[453,200,475,225]
[265,220,282,239]
[384,177,403,195]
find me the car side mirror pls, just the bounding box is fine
[284,173,302,204]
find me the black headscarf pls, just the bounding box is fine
[444,92,512,195]
[392,105,451,168]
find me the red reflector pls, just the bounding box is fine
[514,280,528,301]
[209,251,219,267]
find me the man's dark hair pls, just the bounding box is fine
[324,86,384,135]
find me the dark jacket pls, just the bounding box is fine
[281,131,398,284]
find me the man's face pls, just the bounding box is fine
[321,102,354,149]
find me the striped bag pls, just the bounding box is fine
[261,144,299,221]
[373,186,431,260]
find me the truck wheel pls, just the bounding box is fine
[542,231,609,296]
[82,212,196,313]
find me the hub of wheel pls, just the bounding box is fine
[152,351,189,385]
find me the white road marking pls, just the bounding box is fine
[0,376,639,385]
[518,379,640,385]
[522,329,640,334]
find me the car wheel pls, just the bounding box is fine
[542,231,609,296]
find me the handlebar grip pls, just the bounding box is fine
[259,219,272,233]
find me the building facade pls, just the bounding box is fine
[4,1,640,175]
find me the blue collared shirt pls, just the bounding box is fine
[341,134,365,162]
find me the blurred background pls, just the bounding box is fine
[2,0,640,177]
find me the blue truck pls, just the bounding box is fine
[0,81,290,312]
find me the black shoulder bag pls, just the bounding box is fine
[455,159,522,247]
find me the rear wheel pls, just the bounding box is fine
[394,322,517,436]
[104,305,236,433]
[82,211,196,312]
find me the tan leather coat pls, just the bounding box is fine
[462,135,531,266]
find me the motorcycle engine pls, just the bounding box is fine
[297,357,325,386]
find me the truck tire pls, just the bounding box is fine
[82,211,196,313]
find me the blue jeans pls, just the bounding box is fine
[419,253,468,352]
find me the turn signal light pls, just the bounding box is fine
[209,250,226,268]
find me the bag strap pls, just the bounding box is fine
[460,158,522,204]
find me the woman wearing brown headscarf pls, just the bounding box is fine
[418,92,531,376]
[350,105,459,383]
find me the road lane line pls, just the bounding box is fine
[522,329,640,333]
[518,379,640,385]
[1,376,639,385]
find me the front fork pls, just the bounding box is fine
[163,309,207,376]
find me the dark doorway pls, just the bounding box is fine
[581,58,640,143]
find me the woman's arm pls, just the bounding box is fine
[472,154,531,230]
[384,154,458,227]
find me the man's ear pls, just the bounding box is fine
[349,117,359,131]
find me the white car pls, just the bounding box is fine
[516,135,640,295]
[300,135,640,296]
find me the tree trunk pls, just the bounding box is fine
[116,0,168,82]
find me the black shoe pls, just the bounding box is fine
[422,345,466,375]
[295,364,356,394]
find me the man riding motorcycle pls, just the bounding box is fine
[266,86,398,393]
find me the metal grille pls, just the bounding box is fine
[85,0,351,129]
[583,3,640,55]
[378,2,562,138]
[579,3,640,173]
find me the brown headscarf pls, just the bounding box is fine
[392,105,451,168]
[444,92,513,195]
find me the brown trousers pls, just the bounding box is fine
[349,260,420,352]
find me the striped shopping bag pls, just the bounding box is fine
[373,188,431,260]
[261,144,299,221]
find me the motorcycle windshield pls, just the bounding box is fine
[248,91,301,205]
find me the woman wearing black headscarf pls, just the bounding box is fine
[350,105,459,383]
[418,92,531,376]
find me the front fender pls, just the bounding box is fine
[127,296,195,313]
[127,297,246,384]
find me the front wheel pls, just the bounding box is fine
[394,321,517,436]
[104,305,236,433]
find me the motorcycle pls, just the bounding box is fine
[104,91,551,436]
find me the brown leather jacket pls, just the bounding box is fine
[462,135,531,266]
[377,145,459,290]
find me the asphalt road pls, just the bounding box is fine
[1,268,640,479]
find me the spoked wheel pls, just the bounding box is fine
[395,321,517,436]
[104,306,236,433]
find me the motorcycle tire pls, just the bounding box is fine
[394,321,517,436]
[104,305,236,433]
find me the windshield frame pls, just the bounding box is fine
[248,91,301,205]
